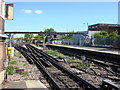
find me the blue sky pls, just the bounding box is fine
[5,2,118,32]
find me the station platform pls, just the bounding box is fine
[1,80,48,89]
[48,44,120,55]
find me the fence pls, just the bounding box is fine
[94,37,120,48]
[62,38,87,46]
[62,37,120,48]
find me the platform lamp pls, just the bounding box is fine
[83,22,89,30]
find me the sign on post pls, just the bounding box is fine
[8,47,14,57]
[5,4,14,20]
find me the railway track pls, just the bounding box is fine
[47,45,120,65]
[46,45,120,90]
[14,44,99,90]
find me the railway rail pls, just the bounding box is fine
[14,44,99,90]
[45,44,120,90]
[46,45,120,66]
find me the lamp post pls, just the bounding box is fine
[83,22,89,30]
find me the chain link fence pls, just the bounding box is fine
[62,37,120,48]
[94,37,120,48]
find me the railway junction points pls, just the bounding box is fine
[0,44,119,90]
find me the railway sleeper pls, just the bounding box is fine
[27,44,99,90]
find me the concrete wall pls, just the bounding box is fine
[88,31,100,38]
[0,70,5,85]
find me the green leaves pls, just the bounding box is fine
[6,66,20,75]
[46,49,65,58]
[6,66,15,75]
[44,28,55,32]
[107,31,120,37]
[94,31,120,38]
[62,35,72,39]
[24,34,34,43]
[34,34,43,40]
[10,60,17,64]
[94,31,108,38]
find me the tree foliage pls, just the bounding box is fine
[24,34,34,43]
[93,31,120,38]
[94,31,108,38]
[61,31,75,39]
[34,34,43,40]
[62,35,73,39]
[44,28,55,32]
[107,31,120,37]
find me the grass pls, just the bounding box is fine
[67,59,82,63]
[6,66,19,75]
[19,55,22,58]
[45,49,89,69]
[46,49,65,58]
[14,51,23,58]
[10,60,17,64]
[76,63,89,69]
[68,59,89,69]
[14,66,19,69]
[23,63,29,66]
[18,71,31,76]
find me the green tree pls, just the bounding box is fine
[44,28,55,32]
[107,31,120,37]
[24,34,34,43]
[34,34,43,40]
[62,35,72,39]
[61,31,75,39]
[14,37,23,41]
[94,31,120,38]
[94,31,108,38]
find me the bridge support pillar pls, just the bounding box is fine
[43,34,48,50]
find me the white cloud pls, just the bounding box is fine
[35,10,43,14]
[24,10,32,14]
[22,9,32,14]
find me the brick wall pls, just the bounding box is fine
[0,16,5,71]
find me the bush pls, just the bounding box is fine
[6,66,15,75]
[6,66,19,75]
[94,31,108,38]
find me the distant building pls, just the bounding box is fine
[62,31,88,46]
[88,23,120,34]
[71,31,88,46]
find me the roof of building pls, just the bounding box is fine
[0,34,8,38]
[89,23,120,27]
